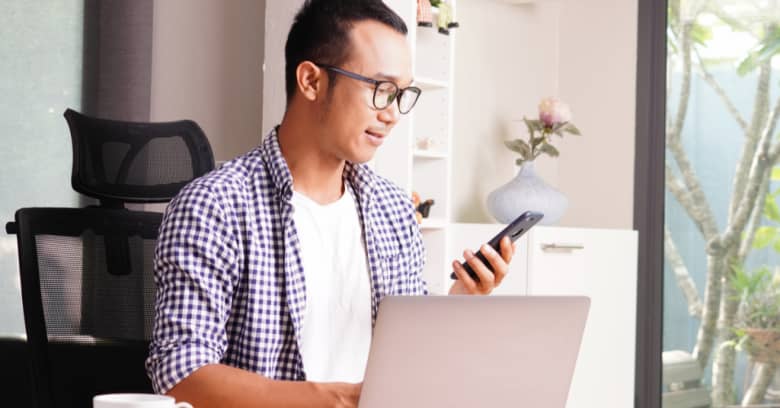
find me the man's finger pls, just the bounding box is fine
[481,244,508,287]
[499,236,513,263]
[464,249,495,292]
[452,260,478,293]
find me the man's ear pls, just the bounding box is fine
[296,61,325,102]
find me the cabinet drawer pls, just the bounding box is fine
[527,227,588,295]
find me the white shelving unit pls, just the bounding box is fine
[376,0,457,294]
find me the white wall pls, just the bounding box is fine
[150,0,266,162]
[262,1,303,132]
[452,0,637,229]
[557,0,637,229]
[452,0,561,223]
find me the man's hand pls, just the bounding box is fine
[319,382,362,408]
[167,364,362,408]
[449,236,516,295]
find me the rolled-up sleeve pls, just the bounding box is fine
[408,204,428,296]
[145,183,238,394]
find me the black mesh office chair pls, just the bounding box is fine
[64,108,215,207]
[7,109,214,408]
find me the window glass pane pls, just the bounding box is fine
[0,1,83,335]
[664,1,780,406]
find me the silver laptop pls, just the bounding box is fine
[359,295,590,408]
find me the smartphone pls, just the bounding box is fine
[450,211,543,282]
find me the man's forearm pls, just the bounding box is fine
[166,364,361,408]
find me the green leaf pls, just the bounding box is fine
[755,30,780,62]
[524,118,543,132]
[737,27,780,76]
[765,197,780,223]
[515,158,527,166]
[538,143,560,158]
[730,263,748,288]
[522,117,535,136]
[753,226,777,249]
[771,167,780,181]
[730,264,772,297]
[504,139,531,160]
[738,53,760,76]
[773,239,780,254]
[563,123,581,136]
[690,22,713,46]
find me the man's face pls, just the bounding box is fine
[317,20,413,164]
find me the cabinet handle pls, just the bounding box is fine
[541,243,585,252]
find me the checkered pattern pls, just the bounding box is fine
[145,128,428,393]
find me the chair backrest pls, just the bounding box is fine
[64,108,215,206]
[13,207,162,408]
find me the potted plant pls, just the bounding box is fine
[486,97,581,225]
[731,264,780,364]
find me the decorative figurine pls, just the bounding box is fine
[417,0,433,27]
[411,191,435,223]
[429,0,459,35]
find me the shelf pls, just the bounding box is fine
[420,218,448,230]
[415,76,449,90]
[413,149,448,159]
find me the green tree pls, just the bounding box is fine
[666,0,780,405]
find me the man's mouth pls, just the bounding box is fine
[365,129,386,146]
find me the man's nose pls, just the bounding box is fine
[378,101,401,125]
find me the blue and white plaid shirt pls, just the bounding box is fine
[146,128,428,393]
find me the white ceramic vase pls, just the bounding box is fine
[486,161,568,225]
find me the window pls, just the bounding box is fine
[0,1,84,335]
[663,1,780,406]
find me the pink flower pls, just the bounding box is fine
[538,97,572,127]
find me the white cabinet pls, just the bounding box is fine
[449,224,638,408]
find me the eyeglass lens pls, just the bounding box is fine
[373,82,421,114]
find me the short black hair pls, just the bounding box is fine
[284,0,408,104]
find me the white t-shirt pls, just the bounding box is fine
[291,184,372,383]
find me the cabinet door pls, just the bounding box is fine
[527,227,637,408]
[527,227,589,295]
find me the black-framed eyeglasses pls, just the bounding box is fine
[315,63,422,114]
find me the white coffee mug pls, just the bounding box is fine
[93,393,193,408]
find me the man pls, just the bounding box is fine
[146,1,516,406]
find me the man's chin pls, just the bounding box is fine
[348,147,378,164]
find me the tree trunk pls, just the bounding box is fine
[712,246,739,407]
[694,251,726,367]
[742,362,777,406]
[728,62,771,220]
[712,341,737,407]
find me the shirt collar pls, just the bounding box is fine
[261,127,377,204]
[261,127,295,202]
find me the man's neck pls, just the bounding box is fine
[277,120,346,205]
